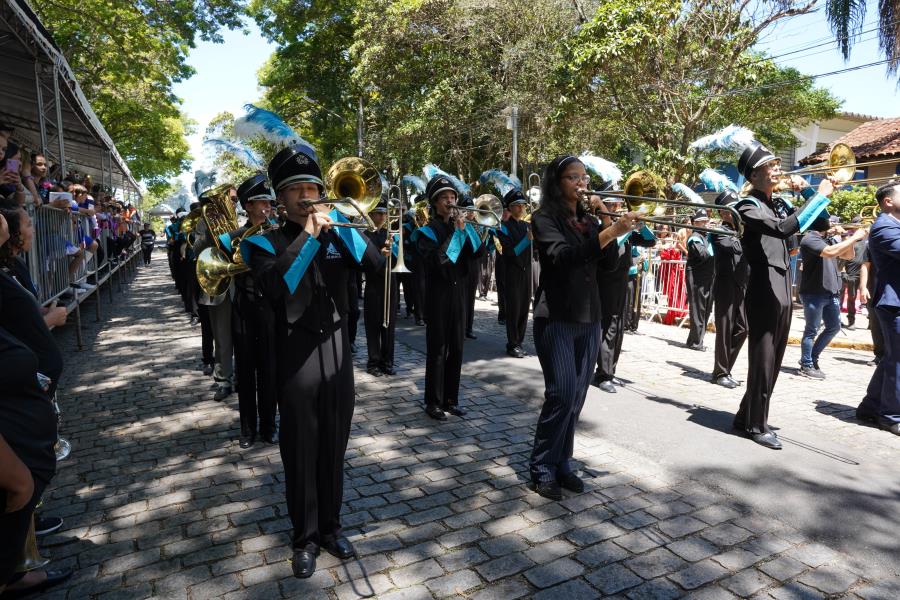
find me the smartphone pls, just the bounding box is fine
[5,159,20,173]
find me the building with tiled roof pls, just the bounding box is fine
[797,116,900,181]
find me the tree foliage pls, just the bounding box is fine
[828,185,879,221]
[251,0,840,189]
[32,0,244,189]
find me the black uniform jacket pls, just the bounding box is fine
[243,218,384,334]
[735,189,799,271]
[498,219,531,272]
[413,218,485,289]
[531,208,616,323]
[712,223,749,287]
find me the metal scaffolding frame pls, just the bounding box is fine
[0,0,142,204]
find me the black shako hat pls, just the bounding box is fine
[237,173,274,208]
[714,190,739,206]
[502,188,527,209]
[691,208,710,222]
[737,142,779,180]
[268,143,323,192]
[372,197,388,213]
[425,175,458,206]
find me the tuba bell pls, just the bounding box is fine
[196,246,249,299]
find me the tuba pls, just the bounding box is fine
[200,184,240,252]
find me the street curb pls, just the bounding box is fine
[786,336,874,351]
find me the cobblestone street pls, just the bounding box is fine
[38,261,899,600]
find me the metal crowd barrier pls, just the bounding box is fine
[638,252,690,326]
[23,205,144,349]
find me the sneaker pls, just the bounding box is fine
[799,365,826,379]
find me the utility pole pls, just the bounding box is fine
[510,105,519,181]
[357,97,364,157]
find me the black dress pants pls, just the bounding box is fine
[596,278,628,381]
[465,263,478,334]
[364,276,398,370]
[686,269,714,347]
[233,293,277,437]
[495,255,506,321]
[504,268,529,350]
[278,320,354,553]
[713,281,748,379]
[347,276,360,345]
[841,277,860,325]
[425,298,464,409]
[197,304,214,366]
[735,266,792,434]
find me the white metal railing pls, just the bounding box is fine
[638,251,690,326]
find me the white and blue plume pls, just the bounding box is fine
[478,169,520,198]
[698,168,739,193]
[688,125,756,153]
[672,182,705,205]
[401,175,426,196]
[203,137,264,171]
[192,169,217,199]
[422,164,472,199]
[579,153,622,186]
[233,104,318,162]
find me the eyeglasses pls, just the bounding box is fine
[562,175,591,184]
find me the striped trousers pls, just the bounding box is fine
[530,318,602,484]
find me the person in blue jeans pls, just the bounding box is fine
[798,219,868,379]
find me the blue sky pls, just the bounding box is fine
[172,13,900,185]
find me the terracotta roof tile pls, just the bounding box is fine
[799,117,900,165]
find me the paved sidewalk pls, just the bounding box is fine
[37,262,898,599]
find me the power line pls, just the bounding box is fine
[706,58,894,97]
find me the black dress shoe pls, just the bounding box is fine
[611,377,625,386]
[506,347,523,358]
[712,375,739,389]
[415,319,425,326]
[202,364,214,376]
[239,434,255,449]
[425,406,447,421]
[366,366,383,377]
[557,472,585,493]
[2,568,74,598]
[445,406,466,417]
[292,550,316,578]
[261,430,279,444]
[751,432,782,449]
[34,515,64,536]
[465,332,477,339]
[529,480,562,501]
[687,344,707,351]
[882,422,900,436]
[213,385,232,401]
[322,536,356,559]
[598,380,617,393]
[381,366,396,376]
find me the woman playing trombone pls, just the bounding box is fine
[528,155,640,500]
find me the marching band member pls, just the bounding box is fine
[362,198,399,376]
[413,174,485,420]
[684,209,715,351]
[733,142,833,449]
[242,143,385,578]
[227,174,278,448]
[528,155,638,500]
[593,210,656,392]
[497,189,532,358]
[856,181,900,436]
[710,191,749,389]
[495,208,508,324]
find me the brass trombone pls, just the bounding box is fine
[583,171,744,237]
[384,185,411,328]
[300,156,386,230]
[784,144,900,187]
[450,195,503,228]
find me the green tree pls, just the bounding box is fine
[560,0,841,185]
[828,185,879,221]
[32,1,245,189]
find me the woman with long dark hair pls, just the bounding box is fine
[528,155,639,500]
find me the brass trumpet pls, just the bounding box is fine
[449,195,503,229]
